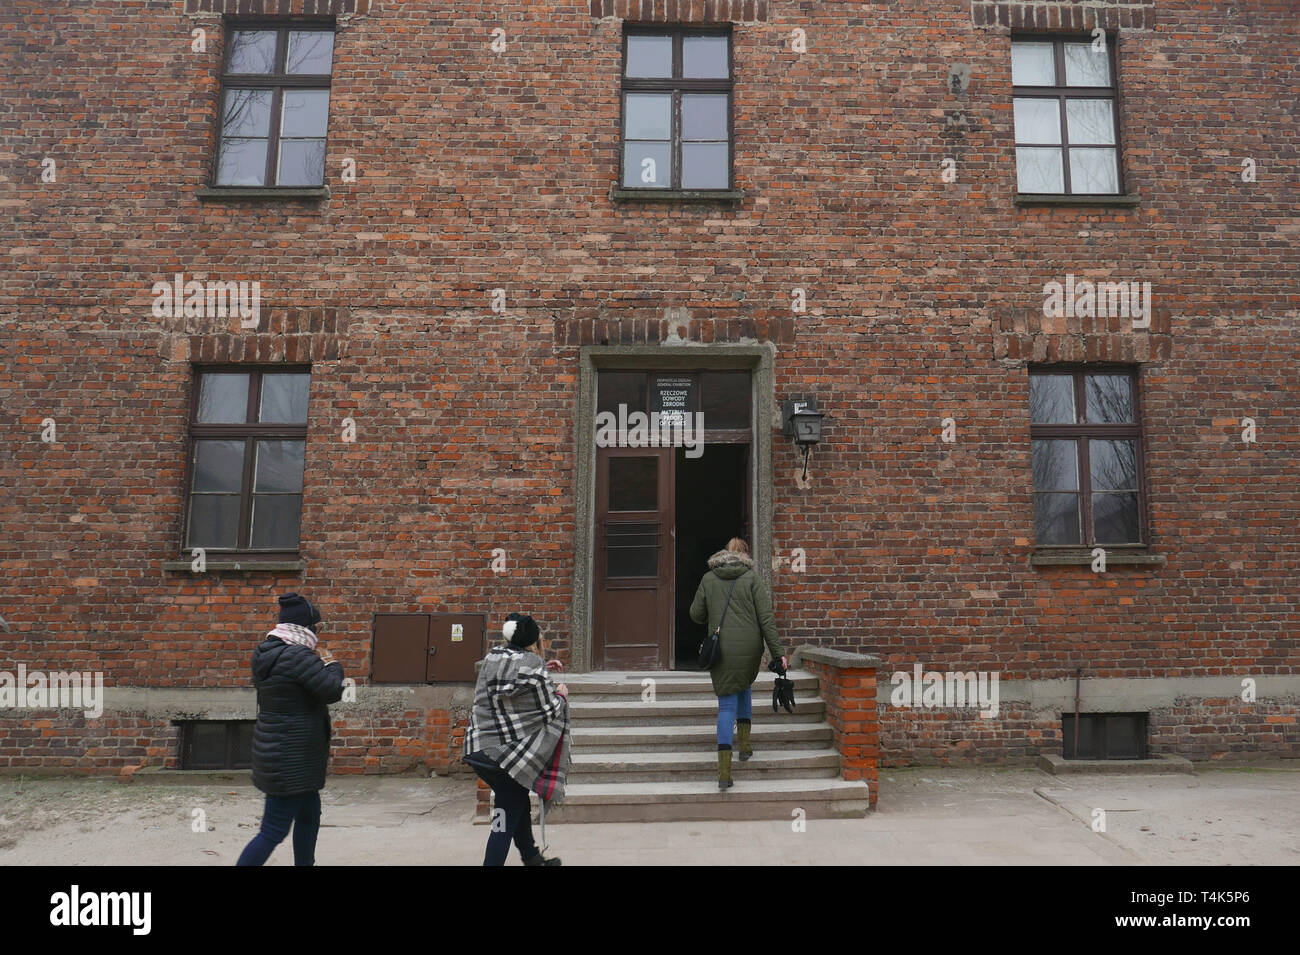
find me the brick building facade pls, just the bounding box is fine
[1,0,1296,780]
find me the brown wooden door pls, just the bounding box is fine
[593,446,673,669]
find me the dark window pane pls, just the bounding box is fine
[286,31,334,74]
[1086,375,1133,423]
[609,457,657,511]
[682,94,728,141]
[193,440,245,493]
[1064,42,1110,87]
[221,88,273,137]
[625,93,671,140]
[1014,98,1061,143]
[1063,714,1095,760]
[255,440,305,493]
[1066,99,1115,145]
[226,30,277,74]
[1068,147,1119,194]
[625,35,672,78]
[624,142,671,188]
[230,721,254,769]
[1089,439,1138,490]
[277,139,326,186]
[1104,716,1143,759]
[683,35,728,78]
[606,522,658,577]
[1034,493,1081,545]
[701,372,750,428]
[1093,492,1140,544]
[1011,41,1054,85]
[1016,147,1063,193]
[251,494,302,549]
[1032,439,1079,490]
[1029,374,1075,423]
[197,373,249,423]
[598,372,646,416]
[187,495,240,549]
[682,143,728,189]
[280,89,330,138]
[185,722,228,768]
[259,373,310,423]
[216,137,269,187]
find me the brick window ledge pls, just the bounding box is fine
[610,186,745,205]
[197,186,330,202]
[1030,549,1165,567]
[162,558,306,573]
[1015,193,1140,208]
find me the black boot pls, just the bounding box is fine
[523,850,562,866]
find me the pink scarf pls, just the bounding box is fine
[268,622,318,651]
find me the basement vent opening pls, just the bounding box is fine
[177,720,254,770]
[1062,712,1149,760]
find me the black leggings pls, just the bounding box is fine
[471,760,540,866]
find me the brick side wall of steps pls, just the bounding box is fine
[795,647,880,809]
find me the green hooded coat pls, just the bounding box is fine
[689,549,785,697]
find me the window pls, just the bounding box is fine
[1030,368,1144,547]
[185,368,310,555]
[596,369,751,434]
[214,25,334,187]
[178,721,254,770]
[1011,37,1121,194]
[621,28,732,191]
[1062,713,1148,760]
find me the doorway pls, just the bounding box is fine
[590,368,754,670]
[673,443,750,669]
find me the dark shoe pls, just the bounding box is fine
[736,719,753,761]
[523,851,562,866]
[717,746,733,790]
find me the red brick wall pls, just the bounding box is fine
[0,708,470,776]
[881,700,1300,766]
[1,0,1296,769]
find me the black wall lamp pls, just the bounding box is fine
[781,397,824,483]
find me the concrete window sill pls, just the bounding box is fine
[610,186,744,205]
[162,559,306,573]
[197,186,330,202]
[1030,549,1165,567]
[1014,193,1140,208]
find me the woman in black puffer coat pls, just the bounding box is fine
[237,593,344,867]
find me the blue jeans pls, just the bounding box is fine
[717,688,753,747]
[236,791,321,866]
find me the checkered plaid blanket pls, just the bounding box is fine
[464,645,571,805]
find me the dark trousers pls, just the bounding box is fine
[471,760,540,866]
[236,791,322,866]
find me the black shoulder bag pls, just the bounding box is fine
[697,577,738,670]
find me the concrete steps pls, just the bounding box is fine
[539,669,868,822]
[547,778,869,823]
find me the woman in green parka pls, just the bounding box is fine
[689,538,787,790]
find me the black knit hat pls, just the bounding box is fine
[503,613,540,648]
[278,592,321,631]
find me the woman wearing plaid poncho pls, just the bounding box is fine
[464,613,571,866]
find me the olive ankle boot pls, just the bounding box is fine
[736,719,753,761]
[717,746,734,790]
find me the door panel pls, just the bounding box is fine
[593,446,673,669]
